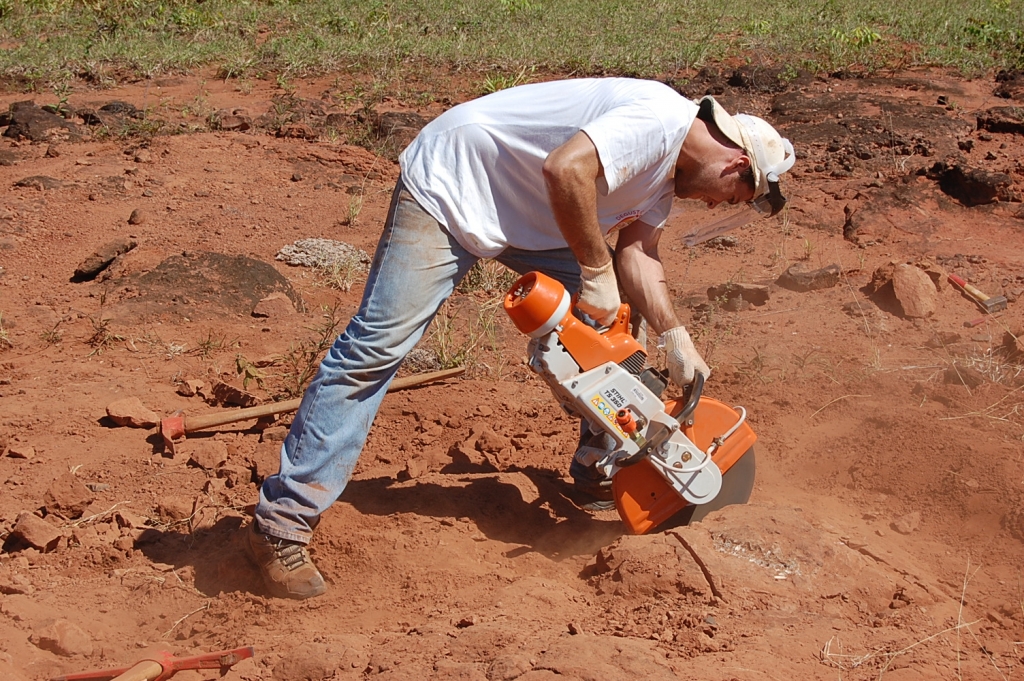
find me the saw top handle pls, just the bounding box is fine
[674,372,705,427]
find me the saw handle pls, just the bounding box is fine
[674,372,705,427]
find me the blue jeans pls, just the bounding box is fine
[256,177,584,543]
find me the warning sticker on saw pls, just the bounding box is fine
[591,394,627,437]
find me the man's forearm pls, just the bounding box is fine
[616,246,681,336]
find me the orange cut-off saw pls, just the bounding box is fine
[503,271,756,534]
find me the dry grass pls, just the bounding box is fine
[0,312,12,351]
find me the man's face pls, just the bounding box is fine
[674,155,756,209]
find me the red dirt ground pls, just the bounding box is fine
[0,67,1023,681]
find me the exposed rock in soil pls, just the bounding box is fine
[366,110,430,153]
[187,440,230,471]
[928,162,1015,206]
[44,472,94,519]
[775,263,841,292]
[251,291,296,318]
[13,175,63,190]
[103,251,303,322]
[73,237,137,281]
[3,101,83,142]
[706,282,770,310]
[205,379,259,408]
[978,106,1024,134]
[892,511,922,535]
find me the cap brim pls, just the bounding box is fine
[697,96,763,196]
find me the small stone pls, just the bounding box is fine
[892,264,938,318]
[291,172,303,182]
[892,511,921,535]
[33,620,93,657]
[776,263,841,292]
[85,482,110,493]
[127,208,147,225]
[206,380,259,408]
[474,425,509,454]
[134,148,152,164]
[176,379,205,397]
[45,144,61,158]
[156,496,193,522]
[106,396,160,427]
[187,440,229,471]
[260,426,289,443]
[11,512,61,552]
[44,472,94,518]
[400,455,427,480]
[455,615,478,628]
[251,292,296,318]
[7,444,34,459]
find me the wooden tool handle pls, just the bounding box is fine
[110,661,163,681]
[182,366,466,433]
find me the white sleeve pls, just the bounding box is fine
[640,189,675,229]
[582,104,669,195]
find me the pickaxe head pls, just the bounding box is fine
[160,411,186,455]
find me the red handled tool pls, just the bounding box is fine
[50,646,254,681]
[948,274,1007,314]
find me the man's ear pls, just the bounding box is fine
[722,154,752,175]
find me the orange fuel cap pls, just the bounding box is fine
[503,271,572,338]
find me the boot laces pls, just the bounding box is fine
[271,538,311,571]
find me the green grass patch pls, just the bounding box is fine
[0,0,1022,87]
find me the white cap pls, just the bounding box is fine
[697,96,795,198]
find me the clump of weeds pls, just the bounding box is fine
[86,316,124,356]
[277,303,345,398]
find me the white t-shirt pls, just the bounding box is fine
[399,78,697,257]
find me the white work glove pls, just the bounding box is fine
[662,326,711,386]
[577,260,620,326]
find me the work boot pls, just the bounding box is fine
[246,522,326,600]
[569,431,616,512]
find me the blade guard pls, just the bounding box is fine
[613,395,756,534]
